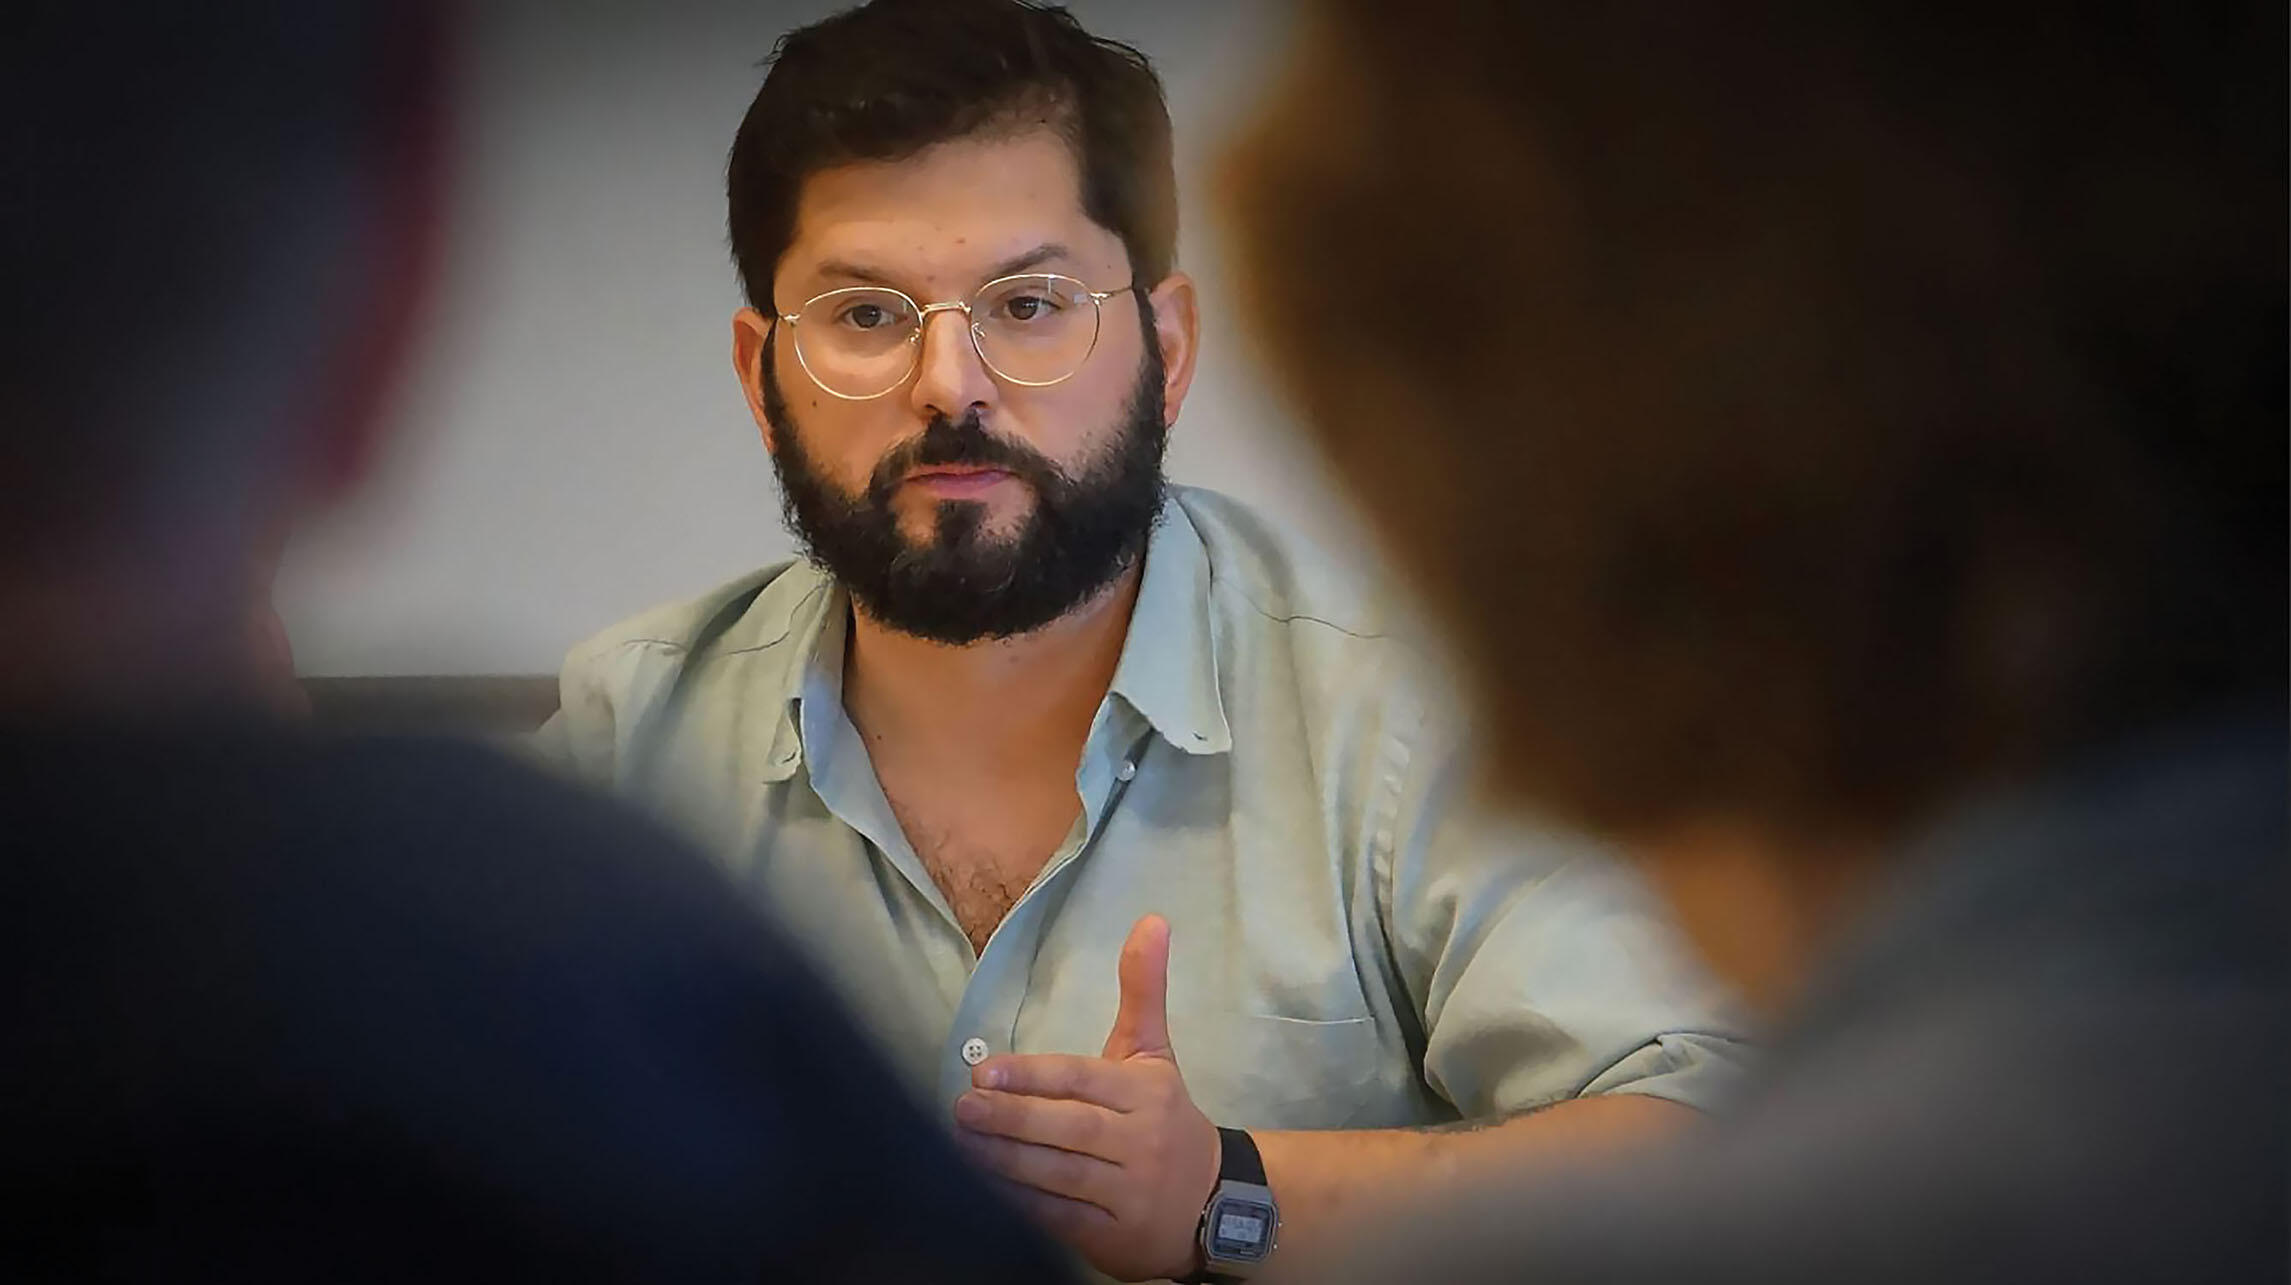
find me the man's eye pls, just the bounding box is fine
[1002,295,1057,322]
[840,303,890,329]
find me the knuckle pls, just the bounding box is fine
[992,1093,1031,1131]
[974,1134,1020,1172]
[1047,1149,1090,1191]
[1012,1187,1077,1229]
[967,1096,1008,1132]
[1153,1073,1186,1109]
[1048,1203,1100,1236]
[1070,1106,1106,1151]
[1143,1127,1175,1171]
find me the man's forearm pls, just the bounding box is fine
[958,938,1717,1282]
[1252,1093,1697,1265]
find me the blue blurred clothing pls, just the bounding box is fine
[1,719,1072,1282]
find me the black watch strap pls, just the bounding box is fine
[1214,1126,1266,1185]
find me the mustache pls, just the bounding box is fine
[865,413,1065,502]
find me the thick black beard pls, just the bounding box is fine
[761,321,1169,645]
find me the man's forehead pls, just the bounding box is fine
[779,128,1121,294]
[802,235,1085,289]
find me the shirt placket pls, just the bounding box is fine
[936,714,1155,1109]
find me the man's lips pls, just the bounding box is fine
[904,466,1015,497]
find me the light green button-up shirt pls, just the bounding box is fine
[537,486,1745,1127]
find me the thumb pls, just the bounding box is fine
[1102,913,1173,1061]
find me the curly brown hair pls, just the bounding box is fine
[1224,3,2286,840]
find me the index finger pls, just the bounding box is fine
[974,1053,1148,1111]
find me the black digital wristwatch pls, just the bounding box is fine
[1177,1126,1279,1283]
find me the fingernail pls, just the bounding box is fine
[953,1092,985,1124]
[978,1065,1005,1089]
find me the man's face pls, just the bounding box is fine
[740,127,1183,645]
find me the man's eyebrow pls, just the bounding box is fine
[810,259,900,288]
[801,243,1076,297]
[984,243,1074,280]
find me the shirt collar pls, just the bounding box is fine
[786,589,852,782]
[694,560,836,786]
[1107,495,1235,756]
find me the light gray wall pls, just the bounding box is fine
[278,0,1377,676]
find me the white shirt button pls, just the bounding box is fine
[1116,759,1137,782]
[960,1037,990,1066]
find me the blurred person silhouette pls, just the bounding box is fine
[1222,3,2286,1282]
[0,5,1072,1280]
[248,521,309,718]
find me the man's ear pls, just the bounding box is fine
[732,306,780,454]
[1146,272,1201,427]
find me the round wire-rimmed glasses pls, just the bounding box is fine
[776,272,1140,401]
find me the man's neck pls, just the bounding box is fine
[841,562,1145,769]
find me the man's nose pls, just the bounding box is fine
[908,304,995,423]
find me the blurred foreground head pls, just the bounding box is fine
[2,2,440,705]
[1227,5,2284,854]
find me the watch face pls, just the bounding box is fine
[1207,1196,1276,1262]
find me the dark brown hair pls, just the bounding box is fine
[1226,3,2286,839]
[726,0,1175,312]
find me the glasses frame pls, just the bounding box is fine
[776,272,1140,401]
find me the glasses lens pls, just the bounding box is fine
[795,288,920,397]
[970,275,1102,386]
